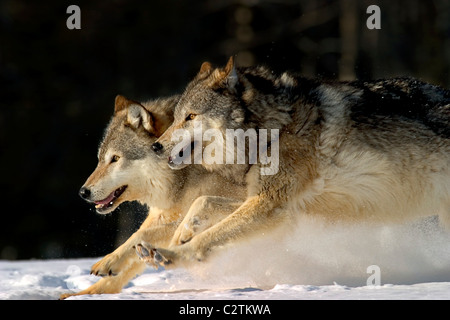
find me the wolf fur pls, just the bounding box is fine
[60,94,245,299]
[146,56,450,268]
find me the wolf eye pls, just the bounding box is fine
[185,114,197,121]
[110,155,120,163]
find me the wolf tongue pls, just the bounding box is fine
[94,191,116,205]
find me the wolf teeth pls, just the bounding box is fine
[95,202,113,209]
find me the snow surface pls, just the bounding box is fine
[2,217,450,300]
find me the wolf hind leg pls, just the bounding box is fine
[170,196,243,246]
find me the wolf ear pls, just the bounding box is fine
[115,95,155,133]
[212,56,238,90]
[200,61,213,75]
[197,61,213,79]
[115,95,131,114]
[126,104,155,134]
[223,56,238,87]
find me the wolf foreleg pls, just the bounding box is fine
[90,222,179,276]
[170,196,243,246]
[59,260,146,299]
[140,195,285,268]
[60,214,179,299]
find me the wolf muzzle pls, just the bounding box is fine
[79,187,91,200]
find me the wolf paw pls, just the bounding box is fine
[135,243,173,267]
[90,250,132,277]
[136,241,207,269]
[91,253,120,277]
[59,292,75,300]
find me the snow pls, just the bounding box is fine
[1,257,450,300]
[2,217,450,300]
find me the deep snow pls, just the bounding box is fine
[2,217,450,300]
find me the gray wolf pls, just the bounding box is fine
[144,56,450,269]
[60,94,245,299]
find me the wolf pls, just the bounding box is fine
[142,56,450,269]
[60,94,245,299]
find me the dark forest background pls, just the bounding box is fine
[1,0,449,260]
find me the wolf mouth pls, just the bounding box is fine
[94,185,127,212]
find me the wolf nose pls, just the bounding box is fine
[152,142,164,155]
[79,187,91,200]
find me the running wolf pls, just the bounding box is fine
[144,56,450,268]
[60,94,245,299]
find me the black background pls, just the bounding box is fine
[1,0,449,260]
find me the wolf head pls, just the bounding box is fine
[152,57,249,170]
[79,95,178,214]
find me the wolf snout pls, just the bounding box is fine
[79,187,91,200]
[151,142,164,155]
